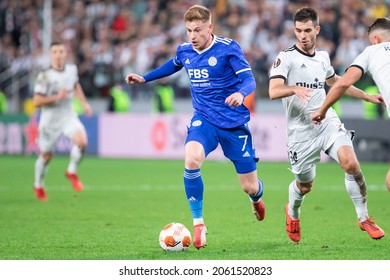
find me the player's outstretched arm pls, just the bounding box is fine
[125,59,183,86]
[312,70,357,123]
[329,69,383,103]
[313,67,385,124]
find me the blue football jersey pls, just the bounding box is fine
[173,35,253,128]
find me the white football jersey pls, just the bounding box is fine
[350,42,390,117]
[34,64,79,128]
[269,45,340,142]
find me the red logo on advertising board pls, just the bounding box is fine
[151,120,167,151]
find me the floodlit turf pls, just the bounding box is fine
[0,155,389,260]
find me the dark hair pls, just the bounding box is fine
[368,17,390,34]
[50,41,64,47]
[293,7,319,26]
[184,5,211,23]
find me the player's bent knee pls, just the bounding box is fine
[184,157,203,169]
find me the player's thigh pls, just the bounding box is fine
[38,126,62,153]
[288,139,320,182]
[184,141,206,169]
[323,120,354,163]
[219,125,258,174]
[63,117,87,146]
[326,135,358,172]
[185,115,219,157]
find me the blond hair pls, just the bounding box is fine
[184,5,211,23]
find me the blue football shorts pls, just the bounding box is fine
[185,114,259,174]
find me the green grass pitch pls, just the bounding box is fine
[0,155,389,260]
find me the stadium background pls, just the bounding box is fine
[0,0,390,160]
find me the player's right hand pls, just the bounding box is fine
[125,74,145,85]
[83,102,93,117]
[311,109,326,124]
[294,86,312,102]
[56,89,68,101]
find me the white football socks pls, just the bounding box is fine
[34,155,48,187]
[288,180,305,220]
[67,145,83,174]
[193,218,204,226]
[345,171,368,221]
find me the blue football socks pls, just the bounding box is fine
[249,179,264,203]
[184,168,204,219]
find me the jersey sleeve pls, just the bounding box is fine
[227,41,252,75]
[325,53,335,79]
[349,47,369,74]
[70,64,79,84]
[142,44,183,82]
[269,51,289,80]
[172,44,184,67]
[33,71,49,96]
[143,59,182,82]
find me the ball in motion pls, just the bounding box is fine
[159,222,191,251]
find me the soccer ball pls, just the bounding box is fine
[159,222,191,251]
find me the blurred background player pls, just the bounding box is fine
[33,42,92,201]
[125,5,265,249]
[312,17,390,191]
[153,78,174,114]
[107,84,131,113]
[268,7,385,242]
[0,89,7,114]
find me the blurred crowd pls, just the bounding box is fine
[0,0,389,105]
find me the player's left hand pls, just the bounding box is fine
[366,93,386,106]
[225,92,244,107]
[311,109,326,124]
[83,103,93,117]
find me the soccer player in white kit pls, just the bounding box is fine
[269,7,385,242]
[312,17,390,192]
[33,42,92,201]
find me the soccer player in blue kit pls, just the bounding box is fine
[125,5,265,249]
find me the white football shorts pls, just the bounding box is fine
[38,116,86,152]
[287,120,354,183]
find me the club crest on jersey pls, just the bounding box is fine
[208,56,217,66]
[192,120,202,127]
[273,58,281,68]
